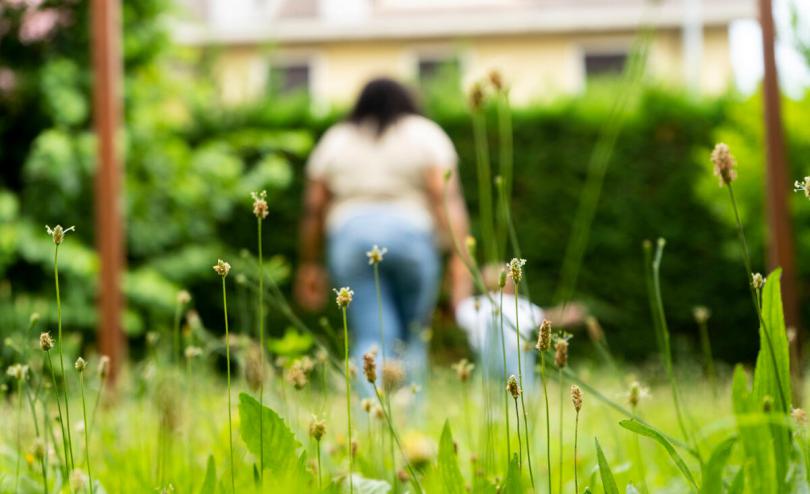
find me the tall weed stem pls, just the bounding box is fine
[53,244,75,470]
[341,307,354,494]
[513,286,535,488]
[221,276,235,493]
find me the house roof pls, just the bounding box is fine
[173,0,756,46]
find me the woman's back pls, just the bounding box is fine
[307,114,456,232]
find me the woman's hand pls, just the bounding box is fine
[295,263,329,311]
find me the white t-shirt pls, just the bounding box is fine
[306,114,457,232]
[455,294,544,353]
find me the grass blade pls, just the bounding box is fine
[595,438,620,494]
[699,436,736,494]
[437,421,465,494]
[619,419,698,491]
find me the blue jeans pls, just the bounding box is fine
[327,209,440,394]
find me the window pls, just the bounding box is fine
[417,56,460,87]
[584,52,628,78]
[268,62,310,96]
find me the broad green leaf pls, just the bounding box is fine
[267,329,314,357]
[502,454,523,494]
[595,438,619,494]
[238,392,303,476]
[619,419,697,491]
[753,268,792,412]
[699,436,736,494]
[732,365,776,494]
[437,421,465,494]
[199,455,216,494]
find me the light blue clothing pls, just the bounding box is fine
[327,207,441,393]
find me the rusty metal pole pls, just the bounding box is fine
[759,0,801,395]
[92,0,125,383]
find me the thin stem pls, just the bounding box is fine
[342,307,354,494]
[46,351,70,477]
[495,91,514,259]
[222,277,235,493]
[574,411,580,494]
[54,245,75,470]
[540,353,552,494]
[79,372,94,494]
[373,263,397,488]
[257,218,266,479]
[558,368,564,494]
[513,398,522,470]
[471,109,496,263]
[697,319,717,396]
[371,384,424,493]
[513,285,535,488]
[499,289,512,469]
[316,439,322,490]
[89,374,105,436]
[42,391,49,494]
[173,300,181,364]
[15,378,23,494]
[24,381,48,493]
[727,184,789,411]
[632,405,649,494]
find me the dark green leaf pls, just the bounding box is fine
[700,436,736,494]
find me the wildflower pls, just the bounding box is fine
[554,339,569,369]
[751,273,765,290]
[692,306,711,325]
[333,287,354,308]
[40,332,54,351]
[366,245,387,265]
[184,346,203,360]
[213,259,231,277]
[792,408,808,426]
[469,82,484,110]
[309,416,326,441]
[74,357,86,373]
[176,290,191,305]
[361,398,374,413]
[570,385,583,412]
[794,177,810,199]
[506,258,526,283]
[506,375,521,399]
[710,143,737,186]
[382,361,405,390]
[97,355,110,379]
[451,358,475,382]
[45,225,75,245]
[363,348,378,384]
[536,319,551,352]
[6,363,28,380]
[627,381,650,408]
[285,360,310,390]
[251,190,269,220]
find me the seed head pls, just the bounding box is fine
[710,143,737,186]
[177,290,191,305]
[366,245,387,265]
[382,360,405,391]
[213,259,231,277]
[497,268,507,289]
[465,236,476,258]
[309,416,326,441]
[45,225,75,245]
[506,258,526,283]
[184,346,203,360]
[692,306,711,325]
[554,338,569,368]
[333,287,354,308]
[627,381,650,408]
[536,319,551,352]
[570,384,583,412]
[794,177,810,199]
[40,332,54,351]
[792,408,808,426]
[506,375,521,399]
[373,404,385,420]
[489,70,504,91]
[285,359,311,390]
[451,358,475,383]
[97,355,110,379]
[469,82,484,110]
[6,363,28,381]
[363,348,378,384]
[251,190,269,219]
[245,346,266,392]
[362,398,374,413]
[751,272,765,290]
[33,437,46,460]
[74,357,86,373]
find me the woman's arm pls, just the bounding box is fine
[425,166,473,310]
[295,179,330,311]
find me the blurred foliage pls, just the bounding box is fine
[1,0,809,369]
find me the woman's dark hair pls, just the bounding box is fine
[348,78,421,135]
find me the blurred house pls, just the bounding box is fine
[172,0,755,106]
